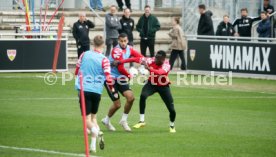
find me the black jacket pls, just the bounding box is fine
[233,16,260,37]
[119,15,135,42]
[136,14,160,39]
[216,21,235,36]
[197,11,214,35]
[265,4,274,14]
[73,20,95,46]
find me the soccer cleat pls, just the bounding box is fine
[119,120,132,132]
[98,131,104,150]
[170,126,176,133]
[90,149,96,153]
[101,118,116,131]
[133,121,146,129]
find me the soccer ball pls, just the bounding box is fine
[129,67,139,77]
[138,65,149,75]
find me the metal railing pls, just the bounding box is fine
[252,11,276,37]
[185,35,276,43]
[0,32,68,39]
[10,24,63,32]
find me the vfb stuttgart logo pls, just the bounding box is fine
[7,49,17,61]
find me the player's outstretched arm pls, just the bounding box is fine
[113,47,145,66]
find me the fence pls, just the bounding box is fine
[182,0,266,35]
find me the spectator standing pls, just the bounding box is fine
[263,0,274,15]
[233,8,261,37]
[119,8,135,68]
[73,12,95,58]
[197,4,214,36]
[257,11,271,38]
[105,5,121,56]
[119,8,134,46]
[216,15,235,36]
[116,0,131,11]
[168,17,186,70]
[90,0,105,12]
[136,5,160,57]
[263,0,275,37]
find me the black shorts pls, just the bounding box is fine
[79,91,101,115]
[104,79,131,101]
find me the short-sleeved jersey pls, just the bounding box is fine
[75,50,111,94]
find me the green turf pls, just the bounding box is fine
[0,73,276,157]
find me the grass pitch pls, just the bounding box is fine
[0,73,276,157]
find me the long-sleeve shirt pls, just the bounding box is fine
[109,45,142,79]
[257,19,271,38]
[119,57,171,86]
[233,16,261,37]
[72,20,95,46]
[105,13,122,39]
[75,50,113,94]
[119,15,135,42]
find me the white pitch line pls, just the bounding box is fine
[0,145,99,157]
[0,96,276,101]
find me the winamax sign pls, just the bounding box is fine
[187,40,276,75]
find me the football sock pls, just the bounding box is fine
[121,113,128,121]
[91,127,99,137]
[170,122,175,128]
[104,115,110,123]
[91,137,97,151]
[140,114,145,122]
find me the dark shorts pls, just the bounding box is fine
[104,79,131,101]
[79,91,101,115]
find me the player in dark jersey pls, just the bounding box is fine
[113,50,177,133]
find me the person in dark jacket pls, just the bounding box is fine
[216,15,235,36]
[136,5,160,57]
[197,4,214,36]
[119,8,134,46]
[233,8,260,37]
[116,0,131,11]
[105,5,121,56]
[73,12,95,58]
[263,0,274,15]
[263,0,275,37]
[257,11,271,38]
[119,8,135,68]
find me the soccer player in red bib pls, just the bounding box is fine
[114,50,176,133]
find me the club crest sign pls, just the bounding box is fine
[189,49,196,61]
[7,49,17,61]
